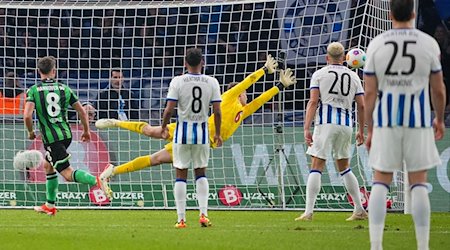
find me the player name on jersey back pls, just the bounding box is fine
[364,28,442,128]
[167,73,222,144]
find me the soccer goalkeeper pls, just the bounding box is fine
[96,55,296,198]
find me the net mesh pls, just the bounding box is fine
[0,0,405,210]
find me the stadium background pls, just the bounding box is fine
[0,0,449,212]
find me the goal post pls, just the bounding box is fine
[0,0,435,211]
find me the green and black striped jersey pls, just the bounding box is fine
[26,79,78,145]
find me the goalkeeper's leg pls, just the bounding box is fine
[106,148,173,177]
[96,119,164,139]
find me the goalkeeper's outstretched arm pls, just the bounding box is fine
[242,68,296,119]
[222,54,278,100]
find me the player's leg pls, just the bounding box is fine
[408,171,430,250]
[173,144,190,228]
[96,119,165,139]
[99,146,174,199]
[333,126,367,220]
[404,127,441,250]
[102,144,173,179]
[193,144,211,227]
[368,127,402,250]
[34,155,58,215]
[369,171,393,250]
[53,140,97,186]
[336,159,367,220]
[48,139,110,198]
[296,125,330,221]
[296,156,325,221]
[96,119,147,133]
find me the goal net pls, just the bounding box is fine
[0,0,416,211]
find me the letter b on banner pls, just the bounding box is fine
[218,185,242,206]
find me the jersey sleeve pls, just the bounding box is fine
[68,86,79,105]
[222,68,265,101]
[211,79,222,103]
[353,72,364,95]
[25,87,35,103]
[166,78,178,101]
[430,38,442,73]
[309,72,319,89]
[242,86,279,119]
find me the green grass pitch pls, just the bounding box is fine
[0,210,448,250]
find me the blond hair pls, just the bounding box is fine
[327,42,344,61]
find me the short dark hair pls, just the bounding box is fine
[390,0,414,22]
[185,48,203,67]
[111,69,122,76]
[37,56,56,75]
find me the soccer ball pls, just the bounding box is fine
[346,48,366,69]
[13,150,43,170]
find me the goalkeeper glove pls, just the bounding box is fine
[277,68,296,89]
[263,54,278,74]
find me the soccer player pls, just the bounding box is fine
[296,42,367,221]
[364,1,446,249]
[24,56,109,215]
[96,55,295,195]
[160,48,222,228]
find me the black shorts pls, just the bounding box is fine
[44,138,72,173]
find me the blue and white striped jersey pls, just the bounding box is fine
[166,73,222,144]
[310,64,364,127]
[364,28,442,128]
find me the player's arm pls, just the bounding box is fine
[24,88,35,140]
[73,101,91,142]
[224,54,278,99]
[23,101,35,140]
[242,68,296,119]
[212,101,222,147]
[304,88,319,147]
[161,78,178,139]
[363,75,377,150]
[355,94,365,146]
[363,42,377,150]
[429,70,446,140]
[161,100,177,139]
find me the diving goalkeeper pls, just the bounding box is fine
[96,55,296,198]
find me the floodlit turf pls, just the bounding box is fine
[0,210,449,250]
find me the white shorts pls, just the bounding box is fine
[172,144,210,169]
[368,127,441,172]
[306,124,353,160]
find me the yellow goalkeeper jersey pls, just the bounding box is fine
[209,68,279,147]
[166,68,279,149]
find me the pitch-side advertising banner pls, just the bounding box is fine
[0,125,449,211]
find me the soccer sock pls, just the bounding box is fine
[174,179,187,222]
[72,169,97,186]
[196,175,209,217]
[369,182,389,250]
[340,168,365,213]
[305,170,322,215]
[113,155,151,175]
[46,172,58,207]
[116,121,148,135]
[411,184,430,250]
